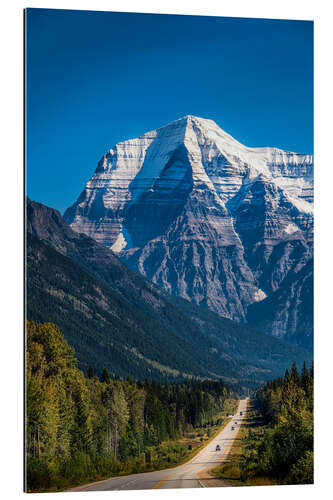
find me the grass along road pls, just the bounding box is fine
[212,399,276,486]
[69,399,248,491]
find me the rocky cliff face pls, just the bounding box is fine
[64,115,313,348]
[27,199,312,385]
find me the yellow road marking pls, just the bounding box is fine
[153,471,177,489]
[154,400,247,490]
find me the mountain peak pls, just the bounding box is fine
[137,114,220,141]
[64,116,313,345]
[162,114,212,124]
[174,114,215,125]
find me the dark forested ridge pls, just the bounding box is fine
[26,321,235,491]
[27,232,226,382]
[26,199,312,388]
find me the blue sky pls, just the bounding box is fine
[25,8,313,214]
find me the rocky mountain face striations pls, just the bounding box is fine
[64,116,313,349]
[26,199,312,387]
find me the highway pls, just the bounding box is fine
[69,398,248,491]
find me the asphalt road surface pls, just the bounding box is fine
[69,398,248,491]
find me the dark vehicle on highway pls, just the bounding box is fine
[240,412,243,416]
[231,426,235,430]
[215,445,221,451]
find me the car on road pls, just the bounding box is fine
[240,412,243,416]
[231,426,235,430]
[215,445,221,451]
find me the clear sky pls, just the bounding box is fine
[25,8,313,214]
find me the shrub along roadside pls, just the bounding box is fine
[212,362,313,486]
[213,401,276,486]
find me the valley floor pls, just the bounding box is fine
[68,399,248,491]
[212,400,276,486]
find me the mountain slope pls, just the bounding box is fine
[26,199,311,386]
[64,115,313,347]
[246,259,313,350]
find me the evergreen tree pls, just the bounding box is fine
[101,368,111,384]
[25,321,233,492]
[290,361,300,385]
[87,365,94,379]
[254,360,313,484]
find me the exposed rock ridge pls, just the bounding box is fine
[64,115,313,347]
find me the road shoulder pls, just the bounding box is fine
[199,398,248,488]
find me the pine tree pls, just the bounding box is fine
[290,361,300,385]
[101,368,111,384]
[25,321,233,491]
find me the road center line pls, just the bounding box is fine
[153,471,176,489]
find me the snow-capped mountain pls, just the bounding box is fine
[64,115,313,348]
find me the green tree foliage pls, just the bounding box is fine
[25,321,232,491]
[101,368,111,384]
[250,361,313,484]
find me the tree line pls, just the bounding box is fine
[242,361,313,484]
[26,321,233,491]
